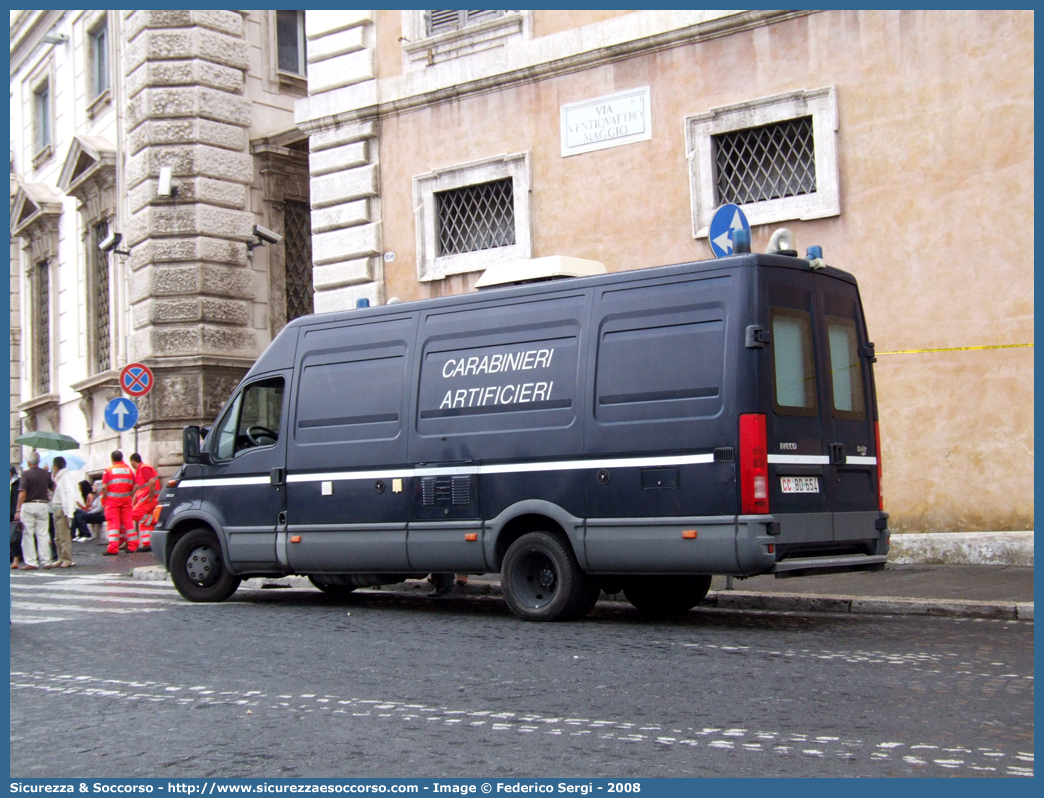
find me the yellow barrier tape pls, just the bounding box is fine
[876,343,1034,356]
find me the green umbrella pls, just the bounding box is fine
[15,431,80,451]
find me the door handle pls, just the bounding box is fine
[270,467,285,485]
[830,443,846,465]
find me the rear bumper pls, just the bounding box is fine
[770,553,888,578]
[765,510,890,578]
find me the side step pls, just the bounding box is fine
[771,554,888,579]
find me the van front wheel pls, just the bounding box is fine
[170,528,241,603]
[624,575,712,615]
[501,531,597,622]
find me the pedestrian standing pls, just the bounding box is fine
[13,452,55,570]
[129,453,159,554]
[47,456,77,568]
[100,451,137,556]
[10,465,23,569]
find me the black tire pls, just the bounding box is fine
[501,531,596,621]
[169,528,241,603]
[308,574,358,596]
[624,575,712,615]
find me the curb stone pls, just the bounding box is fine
[888,530,1034,567]
[131,565,1032,621]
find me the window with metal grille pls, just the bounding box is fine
[436,178,515,257]
[426,10,503,36]
[91,222,111,374]
[713,116,816,206]
[35,260,50,395]
[284,199,314,321]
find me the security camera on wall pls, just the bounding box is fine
[254,225,282,244]
[157,166,177,198]
[98,231,122,253]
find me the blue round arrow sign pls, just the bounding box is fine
[104,397,139,432]
[708,203,751,258]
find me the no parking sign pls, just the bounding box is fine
[120,363,154,397]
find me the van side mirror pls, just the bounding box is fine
[183,426,202,464]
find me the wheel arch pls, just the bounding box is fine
[487,500,587,571]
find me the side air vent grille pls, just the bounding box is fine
[422,475,473,506]
[714,447,736,463]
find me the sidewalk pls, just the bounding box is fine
[130,559,1033,622]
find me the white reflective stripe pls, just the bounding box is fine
[177,476,268,489]
[288,468,415,484]
[183,453,718,488]
[767,455,830,465]
[845,456,878,465]
[289,453,715,483]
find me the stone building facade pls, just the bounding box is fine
[10,10,311,474]
[294,10,1033,533]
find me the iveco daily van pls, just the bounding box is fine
[152,248,888,621]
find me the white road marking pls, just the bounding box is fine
[11,671,1032,776]
[10,573,183,624]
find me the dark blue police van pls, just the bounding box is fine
[153,246,888,621]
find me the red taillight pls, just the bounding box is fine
[740,413,769,514]
[875,420,884,511]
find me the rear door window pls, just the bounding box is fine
[770,307,817,415]
[826,315,866,419]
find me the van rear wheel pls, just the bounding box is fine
[169,528,241,603]
[502,531,597,622]
[624,575,712,615]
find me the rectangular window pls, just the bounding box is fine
[89,22,109,99]
[36,260,51,395]
[91,222,111,374]
[436,178,515,257]
[685,87,839,234]
[826,316,865,419]
[284,200,313,321]
[426,10,503,37]
[212,378,284,461]
[771,308,817,415]
[34,82,51,153]
[713,116,815,206]
[276,10,306,76]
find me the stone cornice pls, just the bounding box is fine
[297,9,816,132]
[10,182,63,239]
[16,393,60,413]
[70,370,120,396]
[58,135,118,205]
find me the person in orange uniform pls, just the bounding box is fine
[129,453,158,553]
[100,451,137,556]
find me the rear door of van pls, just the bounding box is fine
[760,261,878,544]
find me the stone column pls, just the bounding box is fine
[298,11,384,312]
[123,10,258,469]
